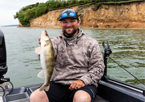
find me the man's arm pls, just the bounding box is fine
[69,41,105,90]
[79,42,105,86]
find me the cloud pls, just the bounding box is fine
[0,0,47,26]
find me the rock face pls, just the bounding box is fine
[30,6,78,28]
[18,19,23,27]
[82,1,145,28]
[20,1,145,28]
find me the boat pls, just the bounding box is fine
[0,30,145,102]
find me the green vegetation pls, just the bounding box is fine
[14,0,143,27]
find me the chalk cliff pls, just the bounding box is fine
[19,1,145,28]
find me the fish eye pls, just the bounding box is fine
[45,33,48,36]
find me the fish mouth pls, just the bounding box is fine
[42,36,49,41]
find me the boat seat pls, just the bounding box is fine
[1,83,109,102]
[28,84,109,102]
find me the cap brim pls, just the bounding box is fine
[59,17,78,21]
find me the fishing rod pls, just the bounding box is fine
[102,41,145,87]
[108,56,145,87]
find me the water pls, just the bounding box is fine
[0,27,145,88]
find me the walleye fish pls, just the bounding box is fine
[35,30,54,91]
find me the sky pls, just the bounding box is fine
[0,0,48,26]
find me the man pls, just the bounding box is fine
[30,9,105,102]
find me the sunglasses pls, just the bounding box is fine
[61,12,77,19]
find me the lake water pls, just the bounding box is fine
[0,27,145,88]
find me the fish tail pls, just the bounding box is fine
[39,84,50,91]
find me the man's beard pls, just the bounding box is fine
[63,28,78,37]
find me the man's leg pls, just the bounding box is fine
[69,85,97,102]
[73,90,91,102]
[30,81,70,102]
[30,89,49,102]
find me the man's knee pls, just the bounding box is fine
[30,90,36,102]
[30,89,49,102]
[73,90,91,102]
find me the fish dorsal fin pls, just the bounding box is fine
[35,47,41,54]
[37,70,44,79]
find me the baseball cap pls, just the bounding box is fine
[59,9,78,21]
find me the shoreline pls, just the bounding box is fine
[17,26,145,30]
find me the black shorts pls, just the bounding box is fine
[45,81,97,102]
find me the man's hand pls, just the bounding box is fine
[39,37,41,45]
[69,80,85,90]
